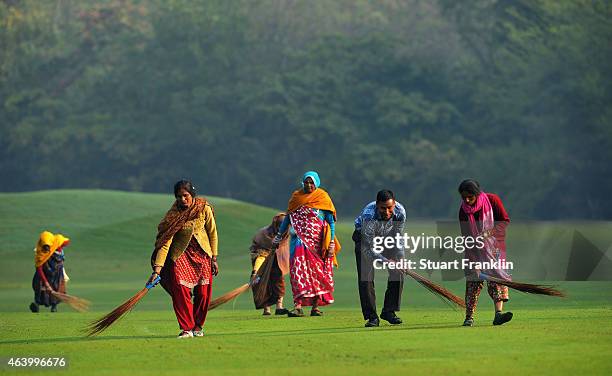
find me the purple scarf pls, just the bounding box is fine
[461,192,510,280]
[461,192,494,237]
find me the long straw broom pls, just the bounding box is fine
[208,283,251,310]
[84,275,160,336]
[252,252,276,308]
[376,256,465,308]
[480,273,566,297]
[402,269,466,308]
[208,252,276,310]
[50,291,91,312]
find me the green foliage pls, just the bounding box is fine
[0,0,610,218]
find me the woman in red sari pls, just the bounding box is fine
[272,171,341,317]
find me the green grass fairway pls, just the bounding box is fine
[1,190,611,375]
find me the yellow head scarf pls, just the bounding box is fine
[34,231,70,267]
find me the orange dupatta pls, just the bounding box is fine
[286,188,342,266]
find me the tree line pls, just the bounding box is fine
[1,0,611,219]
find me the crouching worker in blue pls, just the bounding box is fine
[353,190,406,327]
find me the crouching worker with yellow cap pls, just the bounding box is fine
[30,231,71,313]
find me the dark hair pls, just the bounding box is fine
[174,179,196,198]
[458,179,481,195]
[376,189,395,203]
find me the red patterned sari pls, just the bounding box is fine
[288,205,335,306]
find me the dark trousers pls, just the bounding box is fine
[353,230,404,320]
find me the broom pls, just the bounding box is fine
[84,275,160,337]
[402,269,466,308]
[208,252,275,310]
[376,256,465,308]
[208,283,251,310]
[252,252,276,308]
[480,273,566,297]
[50,291,91,312]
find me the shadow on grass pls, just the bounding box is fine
[0,335,176,345]
[223,322,463,337]
[0,322,463,345]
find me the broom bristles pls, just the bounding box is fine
[85,287,149,337]
[51,291,91,312]
[252,254,275,308]
[484,275,566,297]
[404,270,466,308]
[208,284,250,310]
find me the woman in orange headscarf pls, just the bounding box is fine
[272,171,341,317]
[30,231,71,313]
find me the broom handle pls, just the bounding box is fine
[145,275,161,289]
[478,272,508,283]
[250,249,276,286]
[382,256,433,281]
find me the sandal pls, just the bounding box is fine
[310,308,323,316]
[287,308,304,317]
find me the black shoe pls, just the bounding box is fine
[365,317,380,327]
[262,310,271,316]
[275,308,289,315]
[462,318,474,327]
[29,302,39,313]
[50,304,57,313]
[493,311,513,326]
[287,308,305,317]
[310,308,324,316]
[380,312,402,325]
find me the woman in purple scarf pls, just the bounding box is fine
[458,179,513,327]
